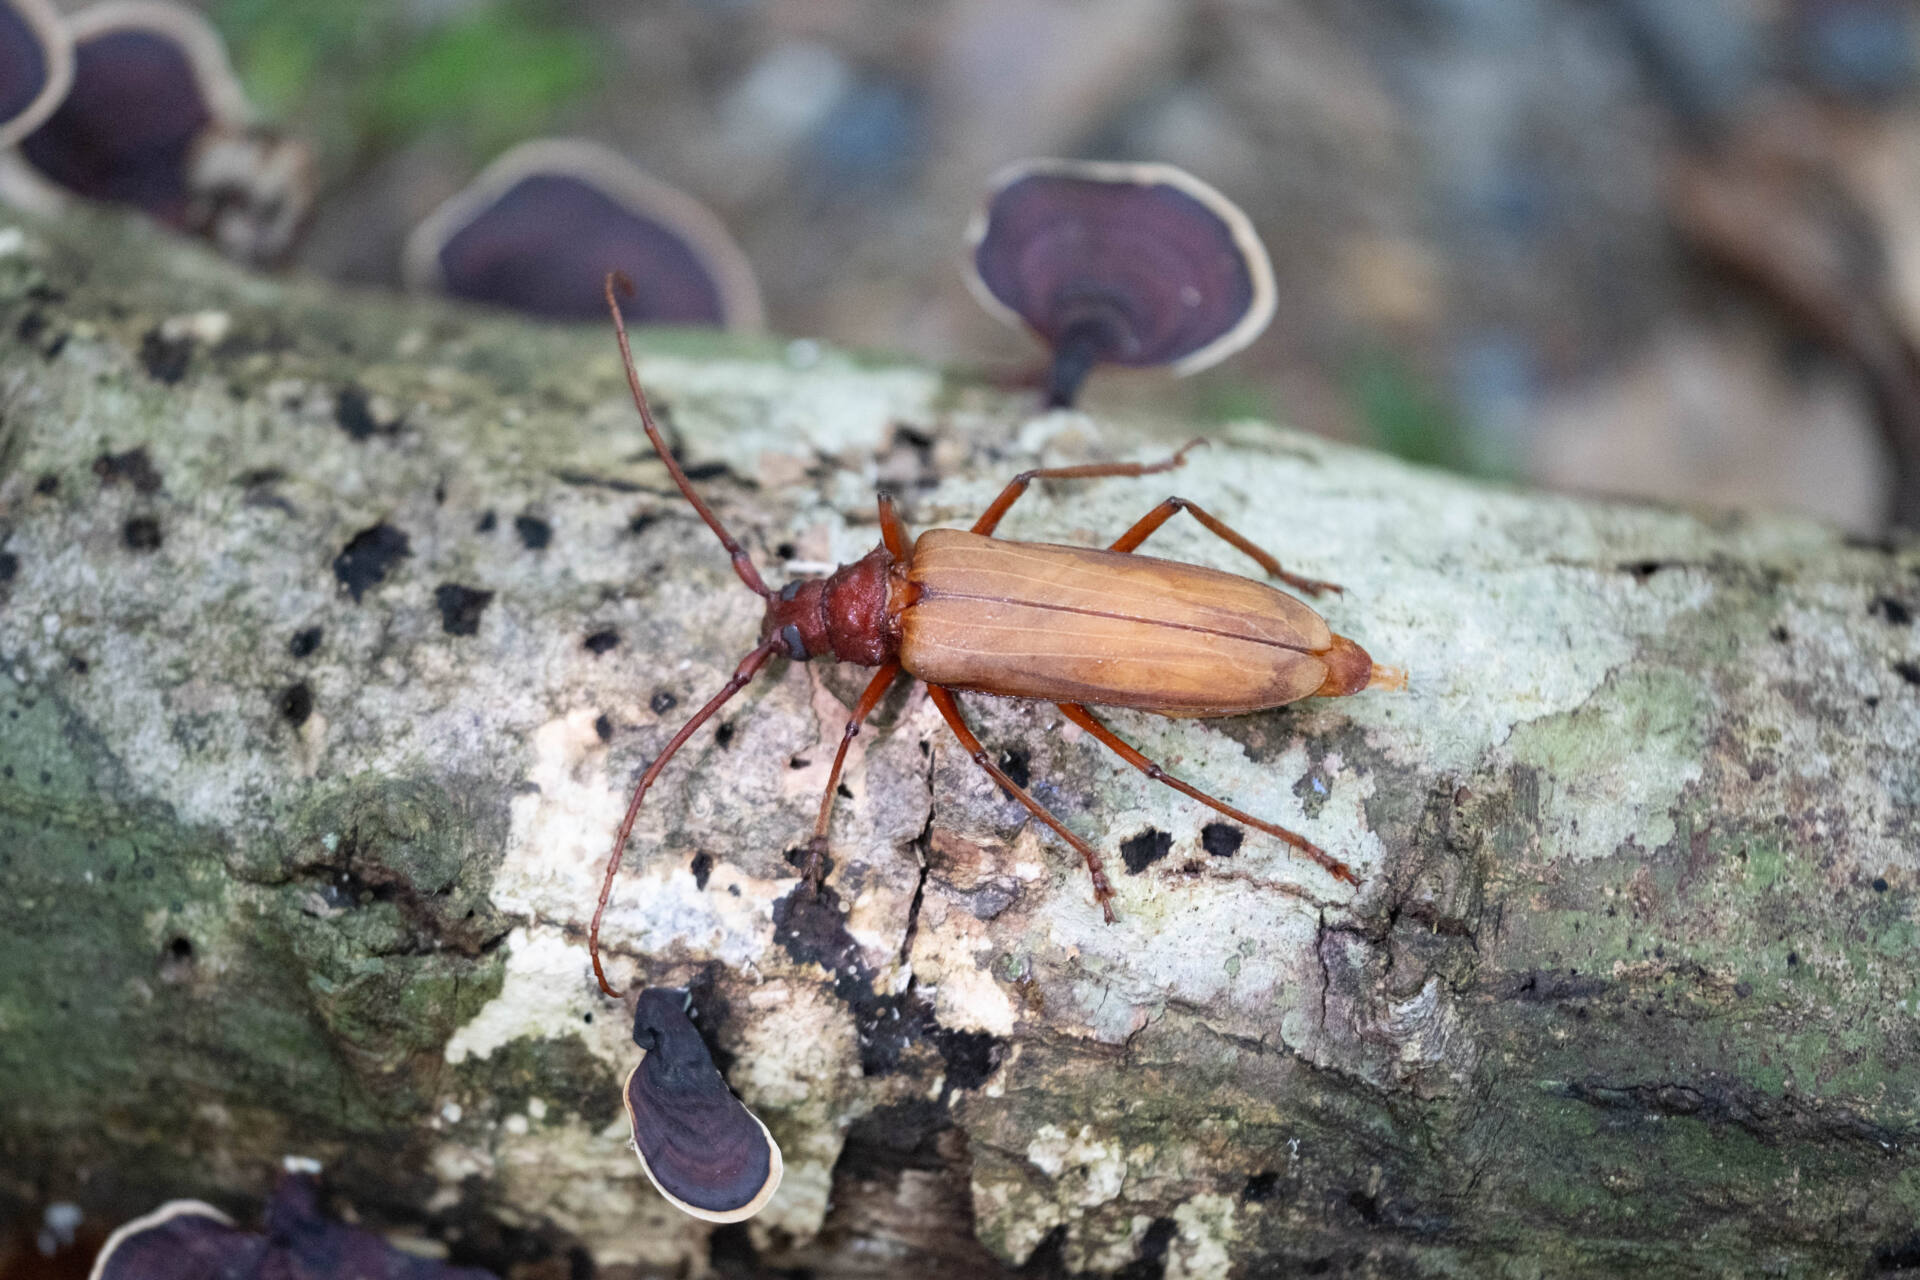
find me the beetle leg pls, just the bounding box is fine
[1056,703,1360,886]
[802,662,903,890]
[926,686,1118,921]
[1106,499,1343,596]
[591,639,782,999]
[876,494,911,560]
[969,439,1206,536]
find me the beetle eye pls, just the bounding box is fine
[781,623,809,660]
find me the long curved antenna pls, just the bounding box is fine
[591,639,780,998]
[605,272,770,599]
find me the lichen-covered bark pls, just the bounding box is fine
[2,204,1918,1280]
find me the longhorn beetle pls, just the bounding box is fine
[589,274,1402,998]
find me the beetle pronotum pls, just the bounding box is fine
[588,274,1402,998]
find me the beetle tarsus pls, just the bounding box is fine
[799,835,831,892]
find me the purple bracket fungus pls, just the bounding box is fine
[15,0,312,264]
[965,157,1277,408]
[403,138,764,329]
[88,1173,496,1280]
[624,987,783,1223]
[0,0,72,150]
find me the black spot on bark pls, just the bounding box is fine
[279,682,313,727]
[1202,822,1244,857]
[33,474,58,495]
[1113,1218,1177,1280]
[122,516,161,551]
[1121,828,1172,874]
[593,713,612,742]
[584,629,620,655]
[774,541,797,560]
[833,1100,951,1182]
[333,524,410,602]
[93,447,162,493]
[691,851,713,889]
[1022,1227,1069,1275]
[627,511,657,537]
[930,1025,1005,1089]
[435,583,494,636]
[289,626,323,658]
[998,747,1030,790]
[1872,596,1915,626]
[650,690,677,715]
[1242,1170,1281,1203]
[167,935,193,961]
[707,1224,758,1271]
[1875,877,1890,892]
[16,309,64,358]
[1874,1236,1920,1272]
[0,552,16,583]
[715,721,735,748]
[475,510,497,533]
[139,327,193,383]
[1787,951,1799,966]
[1347,1189,1381,1224]
[1769,625,1790,644]
[772,882,1008,1084]
[334,385,380,440]
[515,514,552,550]
[1896,661,1920,686]
[682,461,728,482]
[1619,560,1668,580]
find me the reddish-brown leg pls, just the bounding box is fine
[926,686,1117,921]
[801,662,903,889]
[877,493,911,559]
[970,440,1206,536]
[1107,499,1341,596]
[590,639,780,998]
[1056,703,1359,886]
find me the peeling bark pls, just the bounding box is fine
[3,205,1920,1280]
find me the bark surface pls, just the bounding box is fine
[2,205,1918,1280]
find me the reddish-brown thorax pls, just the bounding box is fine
[759,548,906,667]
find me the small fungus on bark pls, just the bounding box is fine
[623,987,783,1222]
[88,1172,493,1280]
[15,0,312,263]
[966,157,1276,407]
[403,138,763,329]
[0,0,72,149]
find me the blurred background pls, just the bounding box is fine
[26,0,1920,532]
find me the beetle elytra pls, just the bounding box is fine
[589,273,1402,998]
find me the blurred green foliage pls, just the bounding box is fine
[1345,347,1484,474]
[213,0,603,162]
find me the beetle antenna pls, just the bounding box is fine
[590,638,781,998]
[605,272,771,599]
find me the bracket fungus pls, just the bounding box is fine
[403,138,764,329]
[13,0,312,264]
[966,157,1277,408]
[623,987,784,1223]
[88,1173,494,1280]
[0,0,71,149]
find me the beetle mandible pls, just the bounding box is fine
[589,273,1402,998]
